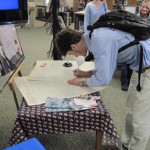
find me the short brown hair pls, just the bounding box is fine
[54,29,83,56]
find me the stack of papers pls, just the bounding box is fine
[45,95,100,112]
[45,98,75,112]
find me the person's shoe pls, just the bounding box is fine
[122,144,128,150]
[106,144,120,150]
[121,85,128,91]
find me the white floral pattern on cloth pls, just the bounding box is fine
[9,91,122,149]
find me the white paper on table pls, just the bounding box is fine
[15,60,106,106]
[15,76,97,105]
[28,60,77,80]
[28,60,96,80]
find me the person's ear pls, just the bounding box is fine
[70,44,76,51]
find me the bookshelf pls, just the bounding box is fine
[135,0,143,14]
[74,10,84,30]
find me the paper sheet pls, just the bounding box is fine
[15,60,106,106]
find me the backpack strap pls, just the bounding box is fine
[118,40,143,92]
[136,44,143,92]
[118,40,139,53]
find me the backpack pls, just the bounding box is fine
[87,10,150,92]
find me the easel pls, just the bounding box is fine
[8,62,23,111]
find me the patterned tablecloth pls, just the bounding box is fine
[9,91,122,148]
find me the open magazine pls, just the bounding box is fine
[45,95,100,112]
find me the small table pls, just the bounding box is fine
[9,91,121,149]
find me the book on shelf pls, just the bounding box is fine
[78,20,84,32]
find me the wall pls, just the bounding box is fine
[66,0,73,8]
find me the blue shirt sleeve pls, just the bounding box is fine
[84,4,91,33]
[86,30,119,87]
[147,15,150,22]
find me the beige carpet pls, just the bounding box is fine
[0,25,149,150]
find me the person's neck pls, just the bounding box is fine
[92,0,101,8]
[93,0,100,4]
[81,37,88,57]
[140,13,148,19]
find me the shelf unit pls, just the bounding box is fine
[74,10,84,30]
[135,0,143,14]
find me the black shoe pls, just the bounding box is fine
[121,85,128,91]
[122,144,128,150]
[106,145,120,150]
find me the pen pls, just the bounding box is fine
[40,63,47,67]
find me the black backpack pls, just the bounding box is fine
[87,10,150,92]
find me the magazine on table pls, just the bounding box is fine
[45,95,100,112]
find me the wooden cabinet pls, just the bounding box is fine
[106,0,114,10]
[128,0,137,6]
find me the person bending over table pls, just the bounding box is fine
[54,28,150,150]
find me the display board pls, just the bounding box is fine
[0,24,25,92]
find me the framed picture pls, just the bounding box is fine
[0,24,25,92]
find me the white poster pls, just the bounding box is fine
[0,24,25,92]
[15,61,106,106]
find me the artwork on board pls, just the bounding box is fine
[0,24,25,92]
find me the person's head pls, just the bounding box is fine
[139,0,150,18]
[54,29,88,57]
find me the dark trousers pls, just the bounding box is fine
[120,63,132,86]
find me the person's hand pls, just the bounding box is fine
[73,69,92,78]
[67,77,87,86]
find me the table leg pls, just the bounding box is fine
[96,130,103,150]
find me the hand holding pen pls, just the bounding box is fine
[73,69,92,78]
[73,69,81,77]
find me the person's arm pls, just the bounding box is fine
[84,4,91,33]
[147,15,150,22]
[103,1,108,13]
[73,69,92,78]
[68,77,88,87]
[67,36,118,87]
[87,36,118,87]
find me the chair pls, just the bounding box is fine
[4,138,45,150]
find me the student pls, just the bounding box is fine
[138,0,150,20]
[84,0,108,33]
[84,0,108,61]
[54,28,150,150]
[120,0,150,91]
